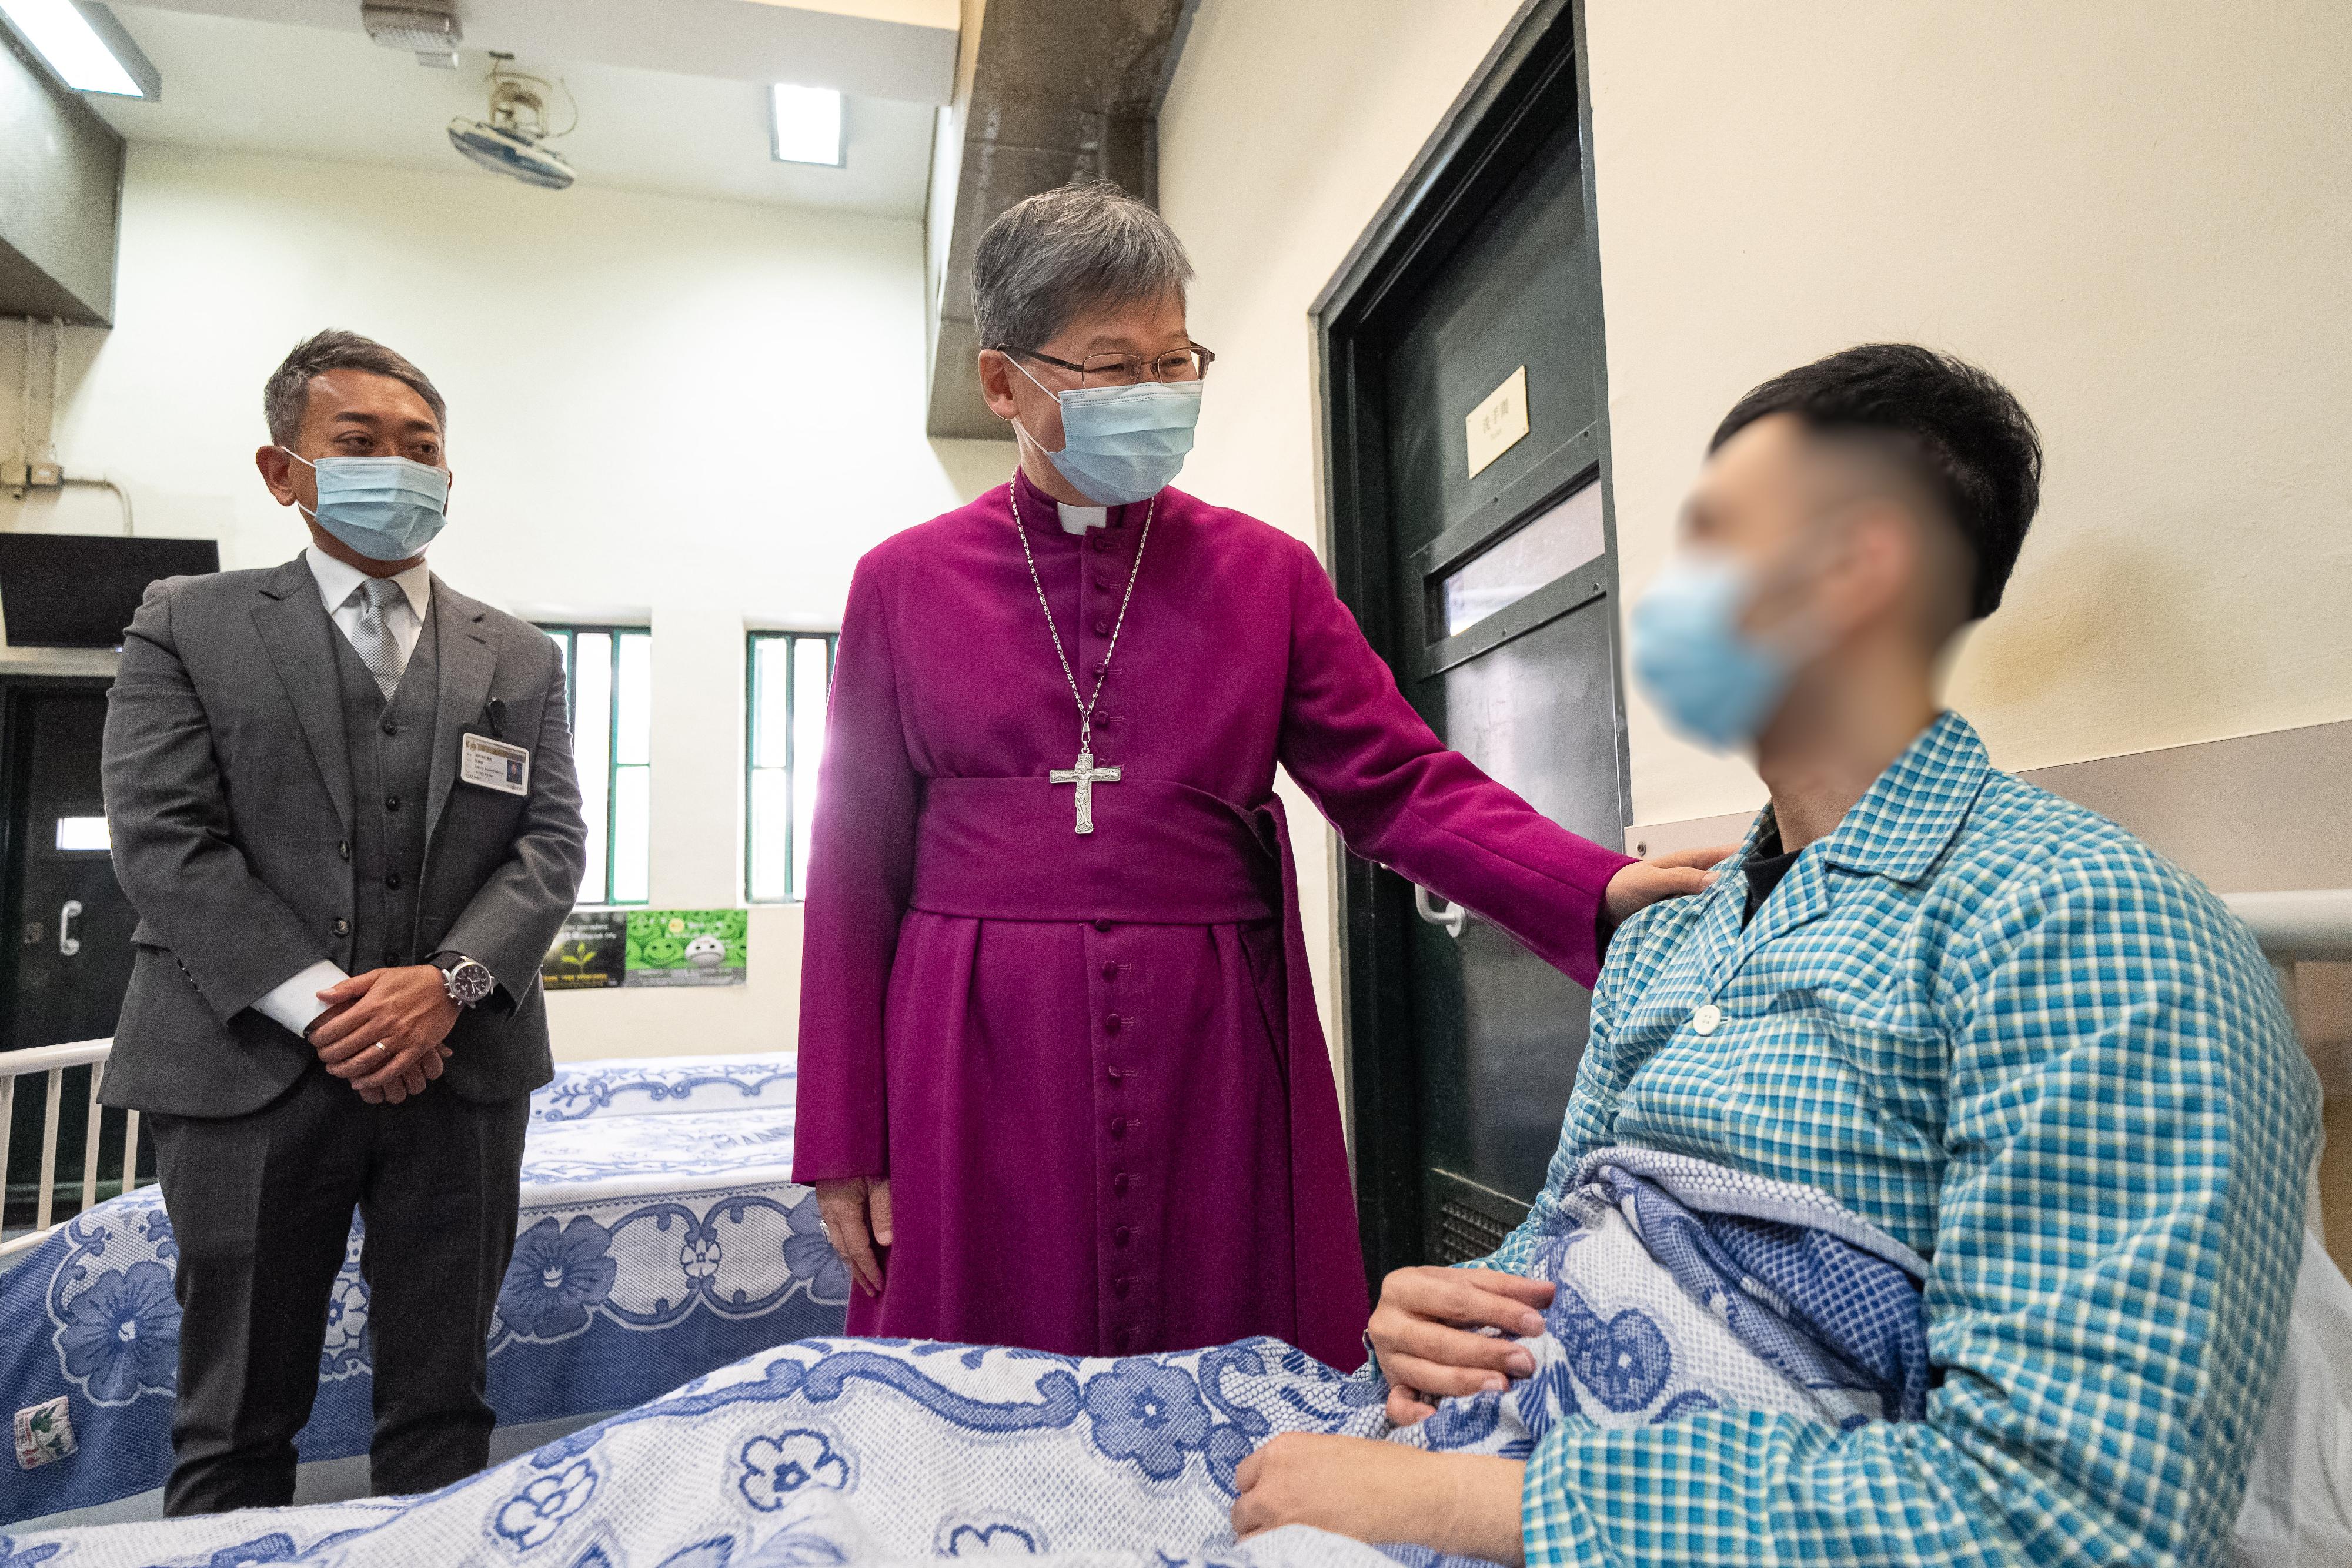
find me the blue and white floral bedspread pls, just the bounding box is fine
[2,1148,1934,1567]
[6,1336,1409,1568]
[0,1055,846,1523]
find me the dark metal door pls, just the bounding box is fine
[1316,1,1626,1277]
[1385,107,1620,1263]
[5,689,132,1048]
[4,682,140,1219]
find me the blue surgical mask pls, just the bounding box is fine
[1013,359,1201,506]
[1629,552,1798,750]
[285,451,450,561]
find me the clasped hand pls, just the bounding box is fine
[306,964,459,1105]
[1367,1265,1556,1423]
[1229,1267,1558,1561]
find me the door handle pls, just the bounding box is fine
[58,899,82,957]
[1412,884,1466,940]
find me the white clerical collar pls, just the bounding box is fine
[1057,502,1109,536]
[305,544,432,619]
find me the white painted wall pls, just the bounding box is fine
[1157,0,2352,1035]
[1,142,1012,1059]
[1581,0,2352,827]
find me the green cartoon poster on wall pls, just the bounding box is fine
[624,908,749,987]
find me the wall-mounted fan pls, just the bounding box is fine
[449,55,577,190]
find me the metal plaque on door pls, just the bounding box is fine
[1465,366,1530,477]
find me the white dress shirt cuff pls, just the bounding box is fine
[253,959,351,1037]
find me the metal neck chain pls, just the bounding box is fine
[1008,475,1155,756]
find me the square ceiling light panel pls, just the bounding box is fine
[0,0,158,98]
[771,83,843,167]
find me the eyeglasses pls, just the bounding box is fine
[997,343,1215,388]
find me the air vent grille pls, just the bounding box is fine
[362,5,462,62]
[1434,1197,1510,1264]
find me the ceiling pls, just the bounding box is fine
[82,2,947,218]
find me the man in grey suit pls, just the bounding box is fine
[101,329,587,1514]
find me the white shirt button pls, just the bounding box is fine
[1691,1004,1723,1035]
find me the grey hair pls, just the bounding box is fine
[971,180,1193,353]
[262,329,447,447]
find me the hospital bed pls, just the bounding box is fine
[0,1052,846,1527]
[2,894,2347,1557]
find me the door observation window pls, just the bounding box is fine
[746,631,836,903]
[1433,479,1606,641]
[539,625,652,906]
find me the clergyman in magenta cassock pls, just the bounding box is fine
[791,185,1649,1372]
[793,460,1639,1369]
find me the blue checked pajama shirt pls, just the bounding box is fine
[1476,713,2319,1566]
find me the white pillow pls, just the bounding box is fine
[2230,1228,2352,1567]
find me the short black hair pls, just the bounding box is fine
[1710,344,2041,620]
[263,329,446,448]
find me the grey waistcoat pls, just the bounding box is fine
[329,604,440,972]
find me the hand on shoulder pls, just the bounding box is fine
[1603,844,1732,928]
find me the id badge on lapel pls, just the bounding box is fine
[460,698,530,796]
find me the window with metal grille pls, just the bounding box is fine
[539,624,652,905]
[745,630,835,902]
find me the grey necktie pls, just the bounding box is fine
[346,577,409,700]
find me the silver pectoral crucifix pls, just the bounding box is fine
[1049,748,1121,835]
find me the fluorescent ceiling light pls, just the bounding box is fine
[0,0,158,98]
[770,83,843,167]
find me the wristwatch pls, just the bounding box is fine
[433,953,497,1008]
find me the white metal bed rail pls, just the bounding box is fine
[0,1037,136,1265]
[2223,891,2352,1239]
[2223,890,2352,1029]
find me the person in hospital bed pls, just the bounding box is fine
[1232,344,2321,1564]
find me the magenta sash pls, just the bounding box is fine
[911,777,1275,922]
[907,775,1374,1368]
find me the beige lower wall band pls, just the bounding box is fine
[1625,718,2352,895]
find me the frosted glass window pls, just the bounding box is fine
[792,642,830,900]
[573,633,612,902]
[753,636,793,770]
[749,768,791,901]
[615,632,652,767]
[539,623,652,905]
[1435,480,1606,640]
[610,766,651,905]
[55,815,111,851]
[746,631,836,902]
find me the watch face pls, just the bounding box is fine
[446,960,494,1005]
